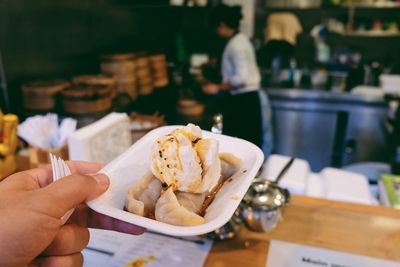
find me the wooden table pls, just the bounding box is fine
[13,156,400,265]
[204,196,400,267]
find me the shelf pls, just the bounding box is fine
[341,31,400,37]
[265,5,323,10]
[264,2,400,11]
[343,1,400,8]
[264,5,346,12]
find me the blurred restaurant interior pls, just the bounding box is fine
[2,0,400,266]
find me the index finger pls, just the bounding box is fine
[35,161,103,187]
[37,173,109,218]
[1,161,103,191]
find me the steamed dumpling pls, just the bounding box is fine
[125,172,162,216]
[150,123,222,193]
[219,152,242,180]
[150,124,203,192]
[125,124,244,227]
[195,139,221,193]
[155,188,205,226]
[176,191,206,213]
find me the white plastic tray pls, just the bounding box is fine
[87,126,264,236]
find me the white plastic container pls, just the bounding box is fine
[262,154,310,195]
[87,126,264,236]
[321,167,374,205]
[68,112,131,164]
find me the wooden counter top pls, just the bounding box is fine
[204,196,400,267]
[13,156,400,265]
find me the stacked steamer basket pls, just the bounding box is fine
[73,74,117,99]
[135,54,154,96]
[22,80,70,111]
[60,83,113,115]
[149,54,169,88]
[130,113,165,144]
[100,53,138,100]
[176,98,205,117]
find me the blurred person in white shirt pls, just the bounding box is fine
[202,4,264,148]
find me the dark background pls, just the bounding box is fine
[1,0,400,114]
[0,0,221,114]
[255,4,400,68]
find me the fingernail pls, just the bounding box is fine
[91,173,110,188]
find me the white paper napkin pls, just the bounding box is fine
[18,113,77,149]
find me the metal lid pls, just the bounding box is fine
[243,179,290,211]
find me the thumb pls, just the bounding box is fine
[38,173,109,218]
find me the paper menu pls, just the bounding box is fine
[266,240,400,267]
[83,229,213,267]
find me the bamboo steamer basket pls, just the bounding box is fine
[149,54,166,64]
[117,83,138,100]
[22,80,70,110]
[73,74,116,86]
[135,56,150,69]
[152,63,168,73]
[138,83,154,95]
[61,84,112,114]
[152,68,169,88]
[176,98,205,117]
[136,68,152,79]
[100,53,137,99]
[101,53,136,76]
[153,70,168,79]
[149,55,167,74]
[149,54,167,71]
[73,74,117,99]
[114,76,136,85]
[135,56,151,78]
[135,54,153,95]
[153,77,169,88]
[130,113,165,144]
[137,76,153,86]
[148,53,168,88]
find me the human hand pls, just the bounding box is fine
[202,83,220,95]
[220,81,232,91]
[0,161,145,267]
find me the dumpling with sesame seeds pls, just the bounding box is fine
[150,123,221,193]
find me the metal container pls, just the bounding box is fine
[207,208,242,240]
[207,179,290,240]
[267,88,388,171]
[240,179,290,232]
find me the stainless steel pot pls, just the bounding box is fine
[207,120,292,240]
[207,179,290,240]
[240,179,290,232]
